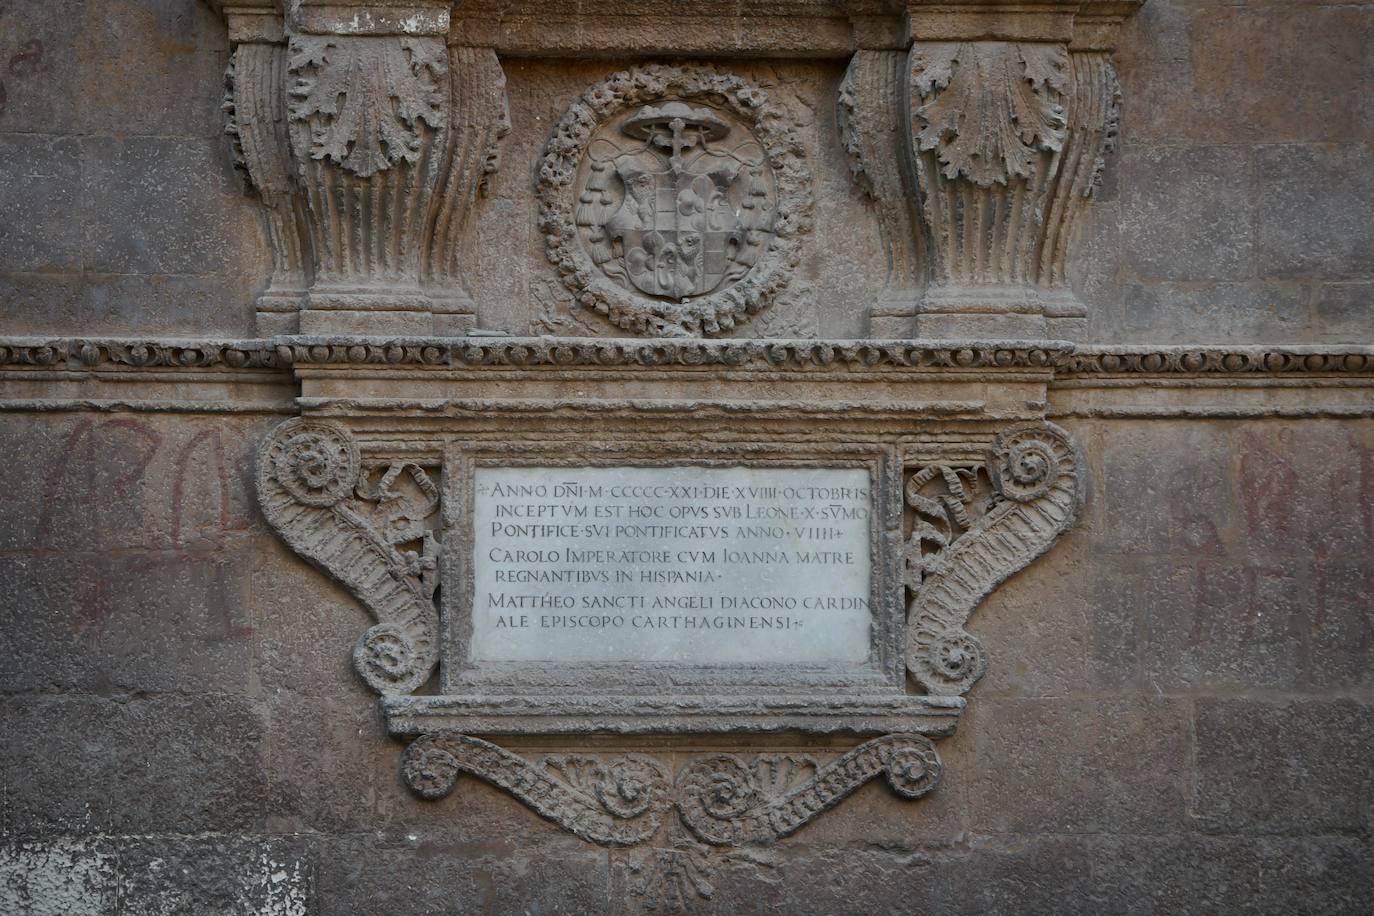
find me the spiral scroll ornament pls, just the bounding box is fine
[675,735,943,846]
[256,418,440,697]
[265,420,360,507]
[905,423,1082,696]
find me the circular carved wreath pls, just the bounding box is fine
[537,65,813,337]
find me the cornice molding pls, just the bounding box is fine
[4,338,1372,378]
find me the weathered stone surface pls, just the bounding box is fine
[0,552,253,693]
[0,135,83,273]
[1093,422,1230,556]
[312,834,610,915]
[0,0,1372,908]
[0,694,266,836]
[1120,146,1254,283]
[968,697,1189,835]
[0,840,116,916]
[1257,145,1374,279]
[1194,698,1374,836]
[115,836,309,916]
[82,137,258,276]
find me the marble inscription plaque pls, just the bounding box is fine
[470,466,873,664]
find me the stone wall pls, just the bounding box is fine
[2,1,1372,913]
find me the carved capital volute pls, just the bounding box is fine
[216,1,508,336]
[843,1,1142,339]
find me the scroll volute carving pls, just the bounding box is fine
[220,5,509,335]
[843,1,1142,339]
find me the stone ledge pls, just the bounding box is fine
[11,337,1374,375]
[384,693,965,738]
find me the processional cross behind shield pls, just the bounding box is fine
[575,101,774,301]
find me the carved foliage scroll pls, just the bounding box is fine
[287,36,447,178]
[255,418,1080,848]
[838,51,924,330]
[401,733,942,848]
[224,42,311,321]
[839,33,1127,330]
[911,42,1068,189]
[903,423,1083,695]
[257,418,440,694]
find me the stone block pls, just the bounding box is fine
[1086,834,1374,915]
[1093,421,1229,556]
[115,835,310,916]
[80,136,262,276]
[1118,4,1369,145]
[1313,282,1374,344]
[312,833,609,915]
[75,0,230,137]
[0,0,84,133]
[1194,698,1374,836]
[249,534,370,698]
[1120,145,1253,282]
[0,551,253,693]
[1232,422,1374,562]
[0,839,116,916]
[1308,559,1374,689]
[0,271,261,342]
[261,689,389,835]
[670,834,1374,915]
[977,532,1138,696]
[1188,7,1367,144]
[1137,558,1302,691]
[0,693,266,836]
[966,696,1189,835]
[1257,145,1374,279]
[1116,281,1307,342]
[0,135,82,272]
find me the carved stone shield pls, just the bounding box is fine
[538,66,813,337]
[576,101,771,302]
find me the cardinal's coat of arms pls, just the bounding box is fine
[574,102,774,301]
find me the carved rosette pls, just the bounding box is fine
[903,423,1083,695]
[223,15,508,335]
[538,65,814,337]
[256,418,440,694]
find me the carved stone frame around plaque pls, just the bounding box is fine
[255,338,1085,848]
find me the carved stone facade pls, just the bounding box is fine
[6,0,1374,911]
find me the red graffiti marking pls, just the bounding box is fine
[7,38,43,76]
[0,35,48,118]
[1188,560,1291,647]
[1238,429,1297,540]
[170,427,231,550]
[37,418,162,548]
[1313,562,1374,653]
